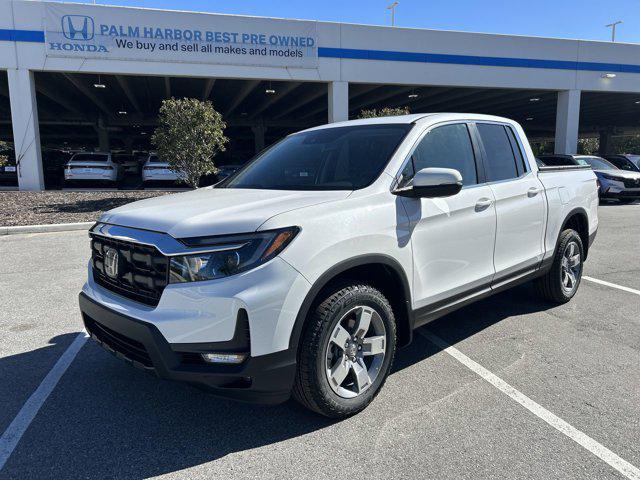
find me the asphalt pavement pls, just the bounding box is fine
[0,203,638,479]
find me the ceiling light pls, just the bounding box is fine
[93,74,106,89]
[408,93,419,99]
[635,101,640,104]
[529,97,541,102]
[602,73,617,79]
[265,88,276,94]
[140,131,147,135]
[240,112,248,116]
[526,117,534,121]
[118,110,128,115]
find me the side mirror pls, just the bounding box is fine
[394,167,463,198]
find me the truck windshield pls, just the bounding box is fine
[220,124,413,190]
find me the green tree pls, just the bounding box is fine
[152,98,229,188]
[610,134,640,154]
[0,141,9,168]
[358,106,410,119]
[577,137,599,155]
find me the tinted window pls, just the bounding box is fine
[71,154,109,163]
[607,157,636,171]
[538,156,577,166]
[626,155,640,168]
[223,124,412,191]
[477,124,519,181]
[402,123,477,186]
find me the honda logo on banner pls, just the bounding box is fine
[61,15,95,41]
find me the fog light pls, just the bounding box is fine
[201,353,247,364]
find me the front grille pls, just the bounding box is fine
[91,234,169,307]
[622,178,640,188]
[84,315,154,369]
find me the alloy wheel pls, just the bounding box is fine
[324,305,387,399]
[560,240,582,295]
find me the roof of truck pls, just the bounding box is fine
[301,113,519,132]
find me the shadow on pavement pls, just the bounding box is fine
[1,284,554,478]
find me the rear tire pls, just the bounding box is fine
[293,283,396,418]
[535,229,584,303]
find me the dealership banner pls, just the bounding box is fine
[44,3,318,68]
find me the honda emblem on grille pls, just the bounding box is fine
[104,247,119,278]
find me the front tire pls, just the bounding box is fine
[535,229,584,303]
[293,283,396,418]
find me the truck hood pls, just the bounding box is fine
[99,187,351,238]
[594,169,640,180]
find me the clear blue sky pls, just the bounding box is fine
[60,0,640,44]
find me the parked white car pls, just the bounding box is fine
[80,114,598,418]
[141,154,184,184]
[64,152,120,185]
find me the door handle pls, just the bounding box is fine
[475,198,493,212]
[527,187,542,197]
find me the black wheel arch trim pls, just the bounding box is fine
[558,206,591,259]
[288,254,413,352]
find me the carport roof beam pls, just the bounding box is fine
[201,78,215,101]
[115,75,142,114]
[36,81,84,115]
[62,74,111,116]
[272,87,326,119]
[248,82,301,119]
[225,80,261,116]
[347,86,415,113]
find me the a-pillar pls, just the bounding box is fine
[8,69,44,190]
[554,90,581,155]
[328,81,348,123]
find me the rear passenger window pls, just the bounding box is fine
[477,123,520,182]
[402,123,478,186]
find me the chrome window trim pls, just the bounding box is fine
[90,223,246,256]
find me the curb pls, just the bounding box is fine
[0,221,94,236]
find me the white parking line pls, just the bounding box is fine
[419,330,640,480]
[0,332,88,471]
[583,276,640,296]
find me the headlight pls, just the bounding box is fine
[601,174,623,182]
[169,227,299,284]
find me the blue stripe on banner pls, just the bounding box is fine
[0,29,45,43]
[0,30,638,74]
[318,47,640,74]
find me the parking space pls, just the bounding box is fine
[0,205,638,479]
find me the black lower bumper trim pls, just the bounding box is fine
[79,292,297,404]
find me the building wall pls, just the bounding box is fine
[2,0,640,190]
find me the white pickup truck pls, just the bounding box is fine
[79,114,598,418]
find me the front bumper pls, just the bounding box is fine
[79,292,297,404]
[600,185,640,199]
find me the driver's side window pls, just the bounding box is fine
[399,123,478,188]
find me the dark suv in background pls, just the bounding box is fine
[538,154,640,203]
[605,154,640,173]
